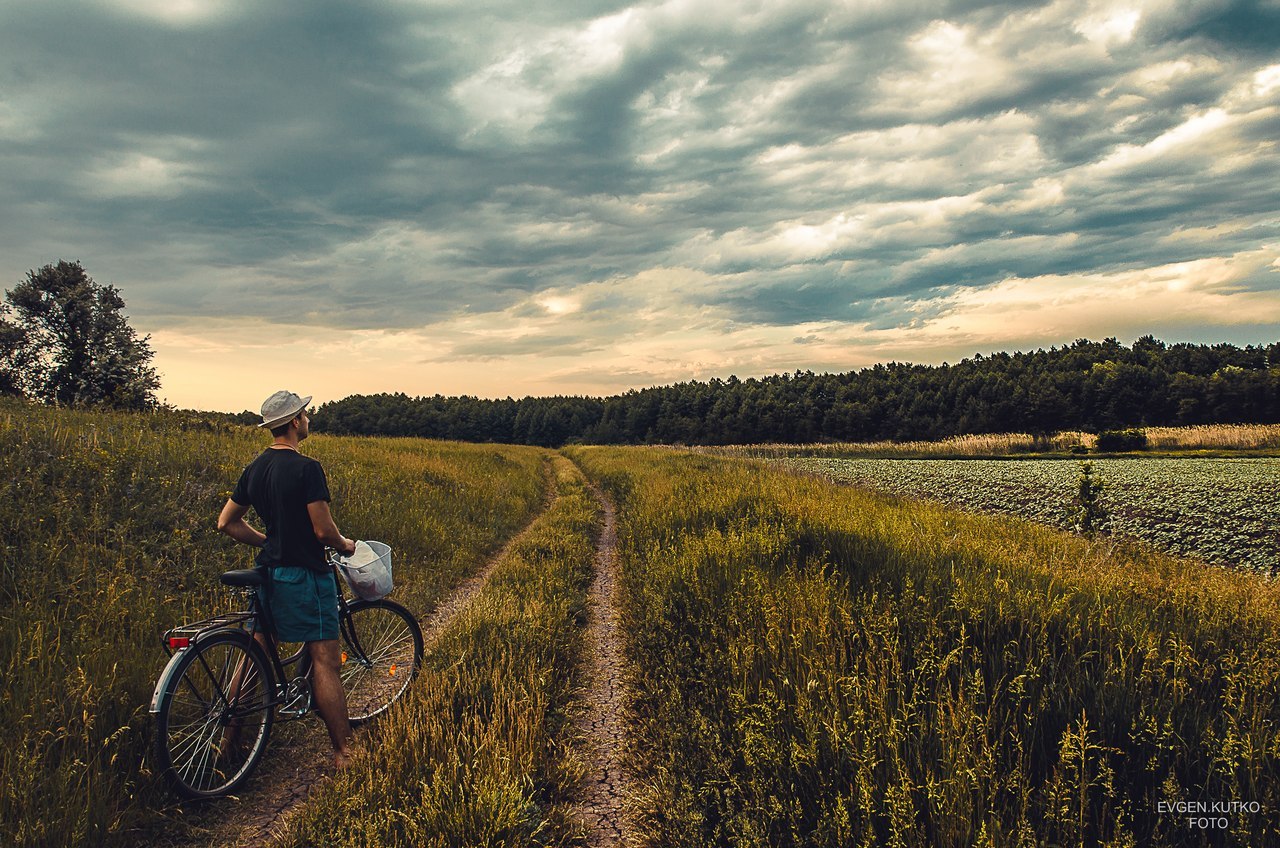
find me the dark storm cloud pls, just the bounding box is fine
[1140,0,1280,53]
[1,0,1278,343]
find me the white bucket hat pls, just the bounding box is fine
[259,390,312,429]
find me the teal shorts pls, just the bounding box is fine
[258,567,339,642]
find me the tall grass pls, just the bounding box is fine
[702,432,1094,459]
[0,399,547,848]
[703,423,1280,459]
[1142,424,1280,451]
[565,446,1280,847]
[278,455,600,847]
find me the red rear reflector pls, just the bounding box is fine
[169,636,190,650]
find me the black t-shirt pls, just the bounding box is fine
[230,448,332,572]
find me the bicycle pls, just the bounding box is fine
[149,551,424,799]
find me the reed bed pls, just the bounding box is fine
[0,400,546,848]
[703,431,1094,459]
[701,423,1280,459]
[564,446,1280,847]
[1142,423,1280,451]
[278,455,599,847]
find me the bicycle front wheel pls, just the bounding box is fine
[339,599,423,724]
[153,630,274,799]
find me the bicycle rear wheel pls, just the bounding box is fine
[153,630,274,799]
[339,599,423,724]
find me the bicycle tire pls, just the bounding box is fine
[153,629,275,799]
[339,599,423,724]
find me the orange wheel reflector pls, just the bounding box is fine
[389,664,397,676]
[341,651,348,663]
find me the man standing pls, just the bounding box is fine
[217,390,358,769]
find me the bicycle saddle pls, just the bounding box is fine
[220,569,265,587]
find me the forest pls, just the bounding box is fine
[311,336,1280,446]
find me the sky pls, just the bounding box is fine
[2,0,1279,412]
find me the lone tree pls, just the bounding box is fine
[0,261,159,409]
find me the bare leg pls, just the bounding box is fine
[307,638,353,768]
[220,631,276,756]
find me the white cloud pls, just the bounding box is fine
[1075,3,1142,45]
[908,250,1280,344]
[100,0,238,26]
[450,6,649,141]
[87,152,211,198]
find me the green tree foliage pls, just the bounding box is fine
[1094,428,1148,452]
[3,261,159,409]
[0,303,34,397]
[314,337,1280,446]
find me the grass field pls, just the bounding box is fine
[8,400,1280,847]
[280,455,600,846]
[0,400,548,848]
[565,446,1280,847]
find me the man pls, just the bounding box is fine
[217,389,359,769]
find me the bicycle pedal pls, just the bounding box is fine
[278,682,312,717]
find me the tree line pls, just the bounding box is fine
[313,336,1280,446]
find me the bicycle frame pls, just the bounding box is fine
[157,569,370,718]
[152,554,421,800]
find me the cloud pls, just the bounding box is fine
[1,0,1278,408]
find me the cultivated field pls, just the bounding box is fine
[787,457,1280,575]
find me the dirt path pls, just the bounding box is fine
[158,463,558,848]
[573,479,636,847]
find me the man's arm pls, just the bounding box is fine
[307,500,356,556]
[217,499,266,547]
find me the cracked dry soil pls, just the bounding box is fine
[572,481,636,848]
[156,467,558,848]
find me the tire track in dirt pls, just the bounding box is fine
[157,460,558,848]
[572,477,636,848]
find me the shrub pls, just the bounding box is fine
[1066,460,1109,535]
[1095,428,1148,452]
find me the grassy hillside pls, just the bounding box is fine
[565,446,1280,847]
[0,400,548,847]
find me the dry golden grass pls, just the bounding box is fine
[701,423,1280,458]
[565,445,1280,847]
[277,456,599,847]
[1142,423,1280,450]
[700,431,1094,458]
[0,399,547,848]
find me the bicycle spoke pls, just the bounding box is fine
[170,713,219,777]
[156,634,275,798]
[339,602,422,723]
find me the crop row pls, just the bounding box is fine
[787,457,1279,575]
